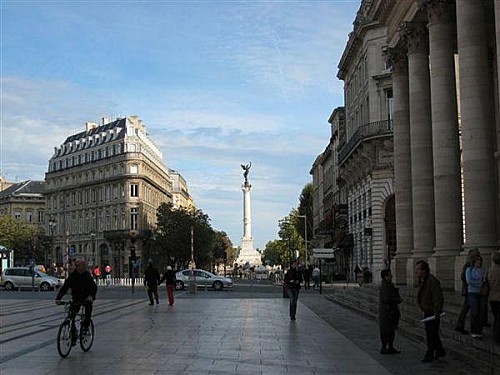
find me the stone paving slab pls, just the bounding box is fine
[2,297,391,375]
[3,288,497,374]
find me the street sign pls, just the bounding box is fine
[312,248,335,259]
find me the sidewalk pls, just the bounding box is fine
[0,289,492,375]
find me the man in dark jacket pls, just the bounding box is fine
[159,265,176,306]
[144,259,160,305]
[415,260,446,363]
[55,259,97,331]
[284,260,303,321]
[379,269,402,354]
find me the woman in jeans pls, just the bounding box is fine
[466,257,486,338]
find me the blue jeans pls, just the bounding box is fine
[468,292,483,334]
[287,288,300,319]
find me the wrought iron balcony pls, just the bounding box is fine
[338,119,393,165]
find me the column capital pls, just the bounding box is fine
[386,46,408,76]
[399,21,429,55]
[419,0,455,25]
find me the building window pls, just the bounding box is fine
[130,164,138,174]
[130,208,138,230]
[38,210,44,223]
[26,212,33,223]
[130,184,139,197]
[386,89,394,122]
[14,211,21,220]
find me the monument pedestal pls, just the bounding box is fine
[236,238,261,266]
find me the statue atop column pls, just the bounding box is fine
[241,162,251,185]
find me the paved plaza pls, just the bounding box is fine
[0,282,490,374]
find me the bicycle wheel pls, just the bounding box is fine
[80,320,94,352]
[57,320,73,358]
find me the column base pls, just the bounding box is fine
[428,254,456,291]
[391,256,409,285]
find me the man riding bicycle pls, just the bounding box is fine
[55,259,97,332]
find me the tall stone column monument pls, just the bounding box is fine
[236,162,262,267]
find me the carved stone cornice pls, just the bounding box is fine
[386,46,408,75]
[399,21,429,54]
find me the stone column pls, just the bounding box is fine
[387,46,412,285]
[242,184,252,240]
[401,22,436,283]
[425,0,462,289]
[495,0,500,244]
[456,0,496,254]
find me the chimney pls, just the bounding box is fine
[86,122,98,131]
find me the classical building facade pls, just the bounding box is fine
[0,180,46,227]
[379,0,500,289]
[317,0,500,290]
[310,108,350,275]
[0,180,47,265]
[44,116,190,277]
[169,169,195,210]
[321,1,394,284]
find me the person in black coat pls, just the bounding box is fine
[379,269,402,354]
[284,260,303,321]
[55,259,97,330]
[144,259,160,305]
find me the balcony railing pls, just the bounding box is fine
[338,119,393,165]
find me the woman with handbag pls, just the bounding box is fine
[466,256,487,338]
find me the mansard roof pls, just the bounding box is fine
[0,180,46,199]
[63,117,126,144]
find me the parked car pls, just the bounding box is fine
[1,267,63,291]
[175,269,233,291]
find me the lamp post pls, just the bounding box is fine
[297,214,308,266]
[90,232,96,266]
[48,219,57,266]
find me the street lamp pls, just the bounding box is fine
[297,214,308,266]
[48,219,57,265]
[90,232,96,266]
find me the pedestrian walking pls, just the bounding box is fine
[455,248,480,334]
[92,266,101,285]
[466,256,487,338]
[144,259,160,305]
[487,251,500,343]
[312,265,320,289]
[415,260,446,363]
[303,265,312,290]
[284,261,303,321]
[379,269,402,354]
[159,265,176,306]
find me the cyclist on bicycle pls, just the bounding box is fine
[55,259,97,332]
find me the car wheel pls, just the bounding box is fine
[40,282,51,291]
[4,281,14,291]
[175,280,184,290]
[213,281,223,291]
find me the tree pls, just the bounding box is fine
[155,203,216,271]
[262,240,287,266]
[297,183,314,242]
[0,216,39,264]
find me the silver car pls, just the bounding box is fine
[1,267,62,291]
[175,269,233,291]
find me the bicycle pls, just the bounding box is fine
[57,300,95,358]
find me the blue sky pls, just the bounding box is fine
[1,0,360,250]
